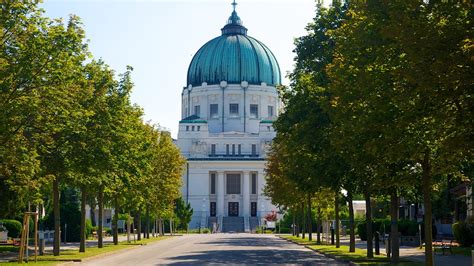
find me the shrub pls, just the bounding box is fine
[201,228,210,234]
[357,219,390,241]
[104,227,112,235]
[279,227,291,234]
[86,219,93,238]
[452,221,474,247]
[0,220,22,238]
[398,220,419,236]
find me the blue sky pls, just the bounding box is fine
[41,0,317,137]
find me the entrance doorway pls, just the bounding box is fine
[228,202,239,216]
[251,202,257,217]
[210,202,216,217]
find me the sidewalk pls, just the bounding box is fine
[338,235,472,266]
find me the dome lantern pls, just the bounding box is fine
[221,0,247,35]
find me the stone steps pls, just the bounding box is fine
[249,217,259,233]
[222,217,244,233]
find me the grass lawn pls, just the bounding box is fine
[0,236,170,266]
[281,235,423,266]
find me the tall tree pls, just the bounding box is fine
[326,1,472,264]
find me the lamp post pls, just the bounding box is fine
[201,198,207,233]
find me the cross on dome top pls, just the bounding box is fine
[232,0,237,12]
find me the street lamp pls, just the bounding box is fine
[201,198,207,233]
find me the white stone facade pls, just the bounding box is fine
[177,81,279,231]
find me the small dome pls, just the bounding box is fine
[186,9,281,87]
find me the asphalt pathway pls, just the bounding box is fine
[80,233,347,265]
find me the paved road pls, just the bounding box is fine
[80,234,346,265]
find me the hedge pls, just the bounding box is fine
[452,221,474,247]
[356,219,420,241]
[357,219,390,241]
[0,219,22,238]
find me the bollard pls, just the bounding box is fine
[39,239,45,256]
[38,231,45,256]
[331,228,335,245]
[386,234,391,258]
[374,231,380,255]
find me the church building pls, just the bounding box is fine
[177,2,280,232]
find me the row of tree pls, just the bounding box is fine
[0,2,185,255]
[265,1,471,265]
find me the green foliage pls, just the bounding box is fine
[397,220,420,237]
[86,219,93,238]
[43,187,81,242]
[175,197,193,231]
[0,219,22,238]
[452,221,474,247]
[0,2,185,254]
[357,219,421,240]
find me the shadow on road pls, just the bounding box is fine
[195,236,289,247]
[165,249,342,265]
[165,236,345,265]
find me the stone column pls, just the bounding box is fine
[243,172,250,217]
[217,171,225,217]
[243,172,250,232]
[258,170,266,217]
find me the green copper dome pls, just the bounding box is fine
[187,9,281,87]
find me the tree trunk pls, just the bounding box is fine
[146,205,150,239]
[113,197,119,245]
[137,209,142,241]
[301,202,305,239]
[307,194,312,241]
[317,207,321,244]
[158,218,163,236]
[169,218,173,236]
[90,199,96,227]
[80,187,86,252]
[296,206,300,238]
[422,152,433,266]
[335,192,340,248]
[126,213,131,243]
[98,189,104,248]
[390,190,400,263]
[53,177,60,256]
[365,190,373,258]
[348,191,356,252]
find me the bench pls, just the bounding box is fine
[433,239,459,255]
[92,231,108,239]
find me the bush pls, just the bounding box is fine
[279,227,291,234]
[357,219,390,241]
[398,220,419,236]
[452,221,474,247]
[86,219,93,238]
[104,227,112,235]
[0,219,22,238]
[357,219,423,241]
